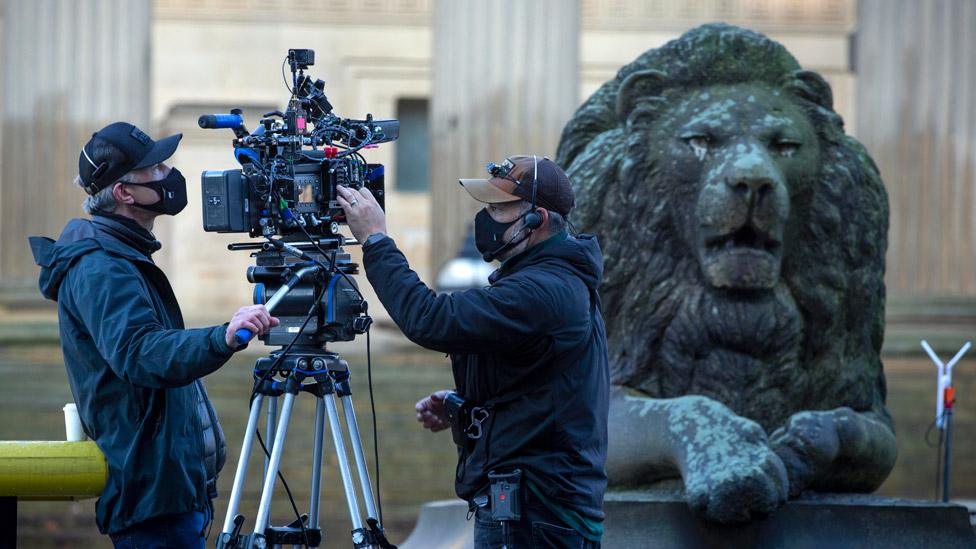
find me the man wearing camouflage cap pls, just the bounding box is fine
[338,155,609,548]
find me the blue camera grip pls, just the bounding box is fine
[199,114,243,129]
[234,328,254,346]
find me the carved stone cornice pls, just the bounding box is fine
[155,0,854,34]
[581,0,855,33]
[154,0,432,26]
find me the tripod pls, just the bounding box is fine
[217,347,395,548]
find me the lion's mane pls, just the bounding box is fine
[556,24,890,430]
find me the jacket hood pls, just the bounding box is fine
[30,218,153,301]
[492,232,604,291]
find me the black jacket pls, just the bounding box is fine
[29,215,232,534]
[363,232,609,520]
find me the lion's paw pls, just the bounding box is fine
[769,409,846,497]
[670,396,789,523]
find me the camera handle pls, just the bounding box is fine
[235,264,321,345]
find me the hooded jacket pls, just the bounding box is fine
[29,215,232,534]
[362,232,609,520]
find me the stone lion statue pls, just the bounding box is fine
[555,24,896,523]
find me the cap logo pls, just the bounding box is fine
[129,127,151,145]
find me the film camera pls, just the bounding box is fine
[199,48,399,346]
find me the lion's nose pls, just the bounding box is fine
[727,177,774,203]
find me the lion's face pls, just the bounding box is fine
[558,24,889,435]
[648,84,822,291]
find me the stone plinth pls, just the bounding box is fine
[603,491,976,549]
[399,500,474,549]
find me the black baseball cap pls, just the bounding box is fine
[459,155,575,216]
[78,122,182,195]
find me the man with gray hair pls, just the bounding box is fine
[30,122,278,548]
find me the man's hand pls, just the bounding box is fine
[226,305,280,348]
[336,185,386,244]
[415,390,452,432]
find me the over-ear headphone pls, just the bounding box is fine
[523,155,543,229]
[81,143,111,194]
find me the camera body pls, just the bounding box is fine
[199,50,397,346]
[201,153,386,238]
[199,51,397,241]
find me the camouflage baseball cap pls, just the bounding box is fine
[459,155,575,216]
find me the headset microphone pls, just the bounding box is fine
[482,229,531,262]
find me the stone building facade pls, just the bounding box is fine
[0,0,869,329]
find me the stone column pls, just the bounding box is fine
[857,0,976,297]
[430,0,579,274]
[0,0,151,307]
[855,0,976,350]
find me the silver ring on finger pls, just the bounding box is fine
[350,199,359,206]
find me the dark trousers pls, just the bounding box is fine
[109,508,209,549]
[473,496,601,549]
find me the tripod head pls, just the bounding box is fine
[244,238,370,348]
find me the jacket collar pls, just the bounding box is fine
[91,212,162,259]
[489,230,568,284]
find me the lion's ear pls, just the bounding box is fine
[787,70,834,111]
[616,69,668,122]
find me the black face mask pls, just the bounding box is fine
[474,207,531,262]
[132,168,187,216]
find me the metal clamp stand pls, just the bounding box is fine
[217,350,394,549]
[921,339,971,503]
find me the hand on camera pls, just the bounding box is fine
[225,305,280,348]
[336,185,386,244]
[415,390,452,432]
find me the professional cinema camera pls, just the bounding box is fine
[200,48,398,346]
[200,49,398,549]
[200,48,397,240]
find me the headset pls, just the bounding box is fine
[517,155,580,237]
[523,155,543,230]
[521,155,580,236]
[81,143,112,194]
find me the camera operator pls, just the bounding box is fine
[338,155,609,548]
[29,122,279,548]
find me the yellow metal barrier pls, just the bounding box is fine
[0,441,107,500]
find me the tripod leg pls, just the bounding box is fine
[308,397,326,530]
[340,394,380,522]
[265,395,278,521]
[253,392,297,538]
[324,393,366,535]
[219,394,264,546]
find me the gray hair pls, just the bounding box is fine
[75,137,137,215]
[547,209,568,234]
[520,200,569,235]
